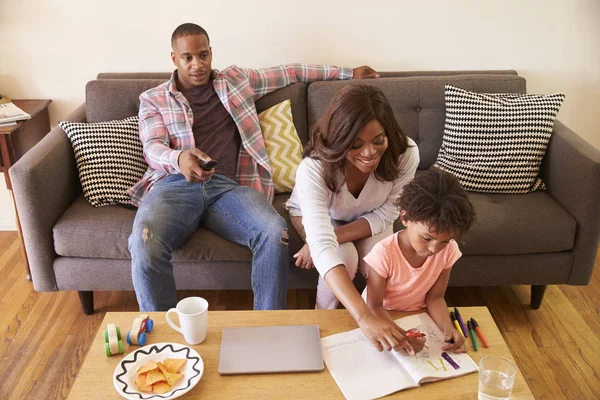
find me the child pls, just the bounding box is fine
[363,168,477,353]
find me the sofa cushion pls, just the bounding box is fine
[54,194,303,260]
[258,100,303,193]
[434,84,565,193]
[59,116,147,207]
[393,189,576,255]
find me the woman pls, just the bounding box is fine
[285,84,421,353]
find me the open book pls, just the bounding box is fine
[321,312,478,400]
[0,102,31,124]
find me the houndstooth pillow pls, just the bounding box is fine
[434,84,565,193]
[59,116,147,207]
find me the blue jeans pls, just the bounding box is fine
[129,174,289,311]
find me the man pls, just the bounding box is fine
[128,23,380,311]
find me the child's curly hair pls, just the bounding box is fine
[396,168,477,242]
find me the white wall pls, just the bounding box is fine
[0,0,599,229]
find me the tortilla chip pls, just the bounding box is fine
[137,360,158,374]
[165,371,184,387]
[146,369,167,386]
[152,382,172,394]
[134,373,153,392]
[157,361,169,376]
[163,358,187,373]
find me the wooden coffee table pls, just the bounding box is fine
[69,307,533,399]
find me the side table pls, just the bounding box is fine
[0,99,52,280]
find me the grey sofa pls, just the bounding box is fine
[10,70,600,315]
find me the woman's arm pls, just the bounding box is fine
[290,216,372,244]
[425,268,466,353]
[367,266,426,353]
[324,266,414,354]
[365,267,396,324]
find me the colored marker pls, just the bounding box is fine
[471,318,489,348]
[467,320,479,351]
[441,352,460,370]
[454,307,468,337]
[450,312,462,336]
[406,331,426,338]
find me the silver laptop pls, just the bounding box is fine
[218,325,324,375]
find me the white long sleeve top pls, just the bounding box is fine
[286,138,419,277]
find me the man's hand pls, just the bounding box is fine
[178,148,214,183]
[293,243,314,269]
[352,65,380,79]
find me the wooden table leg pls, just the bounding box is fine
[9,191,32,280]
[1,134,32,281]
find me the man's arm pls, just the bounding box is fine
[138,92,183,174]
[239,64,378,100]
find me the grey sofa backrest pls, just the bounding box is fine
[308,74,526,168]
[85,78,310,142]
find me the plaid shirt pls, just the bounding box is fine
[128,64,353,206]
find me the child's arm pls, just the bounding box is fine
[367,267,426,354]
[425,268,467,353]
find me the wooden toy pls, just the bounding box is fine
[104,323,124,356]
[126,314,154,346]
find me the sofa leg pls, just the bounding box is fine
[78,291,94,315]
[530,285,547,309]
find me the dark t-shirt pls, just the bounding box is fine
[181,79,241,181]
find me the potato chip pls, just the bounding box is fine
[146,369,167,386]
[152,382,172,394]
[137,360,158,374]
[165,371,184,387]
[164,358,187,373]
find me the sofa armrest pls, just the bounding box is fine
[540,120,600,284]
[9,104,85,291]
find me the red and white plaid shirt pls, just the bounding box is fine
[128,64,353,206]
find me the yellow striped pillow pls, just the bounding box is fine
[259,100,303,193]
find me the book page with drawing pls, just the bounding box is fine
[391,313,478,384]
[321,312,478,400]
[322,327,418,400]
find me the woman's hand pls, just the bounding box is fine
[357,313,414,354]
[442,328,467,353]
[293,243,314,269]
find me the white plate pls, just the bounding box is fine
[113,342,204,399]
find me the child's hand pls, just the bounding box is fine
[442,328,467,353]
[293,244,314,269]
[405,328,426,354]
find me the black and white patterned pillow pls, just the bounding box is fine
[59,116,147,207]
[434,84,565,193]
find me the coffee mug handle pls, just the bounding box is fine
[166,308,182,334]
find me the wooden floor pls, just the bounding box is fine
[0,231,598,399]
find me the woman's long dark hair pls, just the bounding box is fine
[303,84,409,192]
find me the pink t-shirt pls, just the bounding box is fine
[362,232,462,311]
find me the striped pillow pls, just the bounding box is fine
[259,100,303,193]
[434,84,564,193]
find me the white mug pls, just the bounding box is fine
[166,297,209,345]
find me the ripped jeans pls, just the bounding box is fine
[129,174,289,311]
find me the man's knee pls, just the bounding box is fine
[129,222,165,263]
[262,214,289,245]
